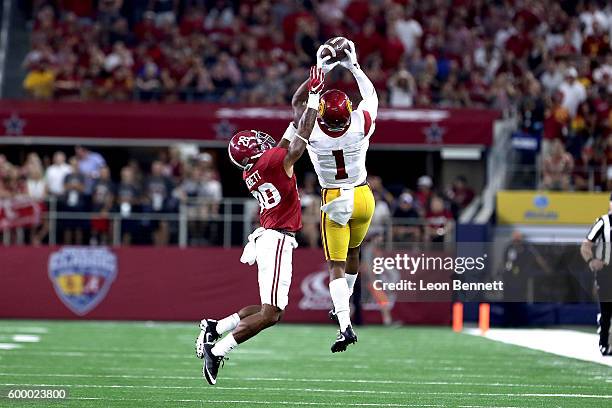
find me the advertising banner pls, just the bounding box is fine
[496,191,609,225]
[0,246,450,325]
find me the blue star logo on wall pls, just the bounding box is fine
[3,113,26,136]
[214,120,237,140]
[423,123,445,144]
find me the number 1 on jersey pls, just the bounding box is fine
[332,149,348,180]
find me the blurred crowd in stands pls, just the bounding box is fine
[19,1,612,192]
[0,146,471,246]
[0,146,223,246]
[531,61,612,191]
[20,1,610,105]
[298,172,473,247]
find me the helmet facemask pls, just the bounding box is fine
[228,130,276,171]
[254,131,275,153]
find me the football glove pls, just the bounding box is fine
[316,44,340,74]
[308,66,325,94]
[341,40,360,71]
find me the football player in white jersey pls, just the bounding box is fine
[284,40,378,352]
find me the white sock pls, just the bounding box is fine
[345,273,358,297]
[329,278,351,331]
[211,333,238,357]
[216,313,240,334]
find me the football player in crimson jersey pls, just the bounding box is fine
[287,40,378,353]
[195,66,326,386]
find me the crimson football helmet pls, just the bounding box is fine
[228,130,276,171]
[318,89,352,134]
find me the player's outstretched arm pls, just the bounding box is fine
[290,44,339,125]
[277,79,309,150]
[282,67,324,177]
[279,46,339,150]
[291,79,310,126]
[342,40,378,120]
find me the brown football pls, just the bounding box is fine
[319,37,350,64]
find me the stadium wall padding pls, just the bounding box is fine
[0,101,499,146]
[0,246,450,325]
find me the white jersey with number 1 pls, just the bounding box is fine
[306,109,375,189]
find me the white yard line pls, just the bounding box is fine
[0,349,544,373]
[0,327,48,334]
[465,328,612,368]
[0,382,449,395]
[0,364,528,380]
[6,346,536,363]
[0,375,597,389]
[64,392,612,400]
[232,376,592,389]
[28,346,270,355]
[12,334,40,343]
[67,398,439,407]
[0,332,41,350]
[1,384,610,401]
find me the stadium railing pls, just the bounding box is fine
[0,197,455,248]
[506,164,606,191]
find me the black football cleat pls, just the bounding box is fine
[201,319,221,343]
[195,319,220,359]
[202,343,226,385]
[328,309,339,325]
[331,325,358,353]
[600,344,612,356]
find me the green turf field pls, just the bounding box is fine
[0,320,611,407]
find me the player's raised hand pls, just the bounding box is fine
[316,44,340,74]
[341,40,359,70]
[284,66,321,170]
[308,66,325,94]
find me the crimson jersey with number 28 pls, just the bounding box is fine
[243,147,302,232]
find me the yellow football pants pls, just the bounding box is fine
[320,184,375,261]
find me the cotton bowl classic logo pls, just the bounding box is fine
[48,247,118,316]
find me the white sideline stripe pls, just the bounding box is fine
[466,328,612,368]
[2,385,610,400]
[7,346,267,354]
[0,343,21,350]
[228,349,273,355]
[4,345,557,366]
[66,398,438,407]
[5,351,176,358]
[0,349,528,371]
[0,383,450,396]
[234,377,594,390]
[60,400,529,408]
[1,383,605,397]
[0,327,48,334]
[12,335,40,343]
[9,350,279,360]
[0,375,596,389]
[0,365,529,380]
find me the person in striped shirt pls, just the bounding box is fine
[581,194,612,356]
